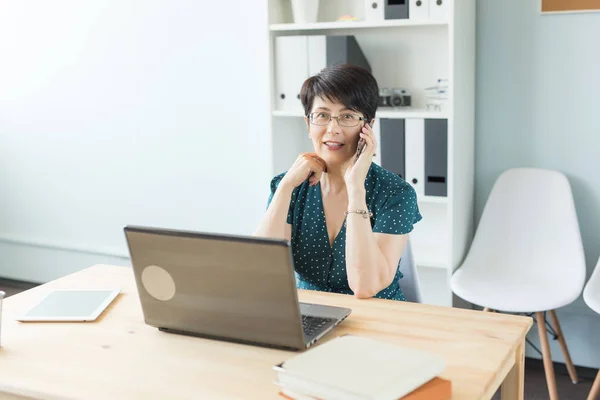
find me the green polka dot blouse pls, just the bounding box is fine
[267,162,422,301]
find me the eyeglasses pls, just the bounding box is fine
[307,112,366,127]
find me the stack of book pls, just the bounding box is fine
[273,335,451,400]
[424,78,449,112]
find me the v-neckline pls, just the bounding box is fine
[315,184,345,249]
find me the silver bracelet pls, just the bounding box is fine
[344,209,373,219]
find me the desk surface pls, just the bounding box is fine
[0,265,532,400]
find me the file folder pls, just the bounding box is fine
[424,119,448,196]
[429,0,449,21]
[379,118,405,179]
[409,0,429,20]
[275,36,371,112]
[307,36,371,74]
[371,118,383,167]
[274,36,308,111]
[365,0,385,22]
[405,118,425,197]
[385,0,409,19]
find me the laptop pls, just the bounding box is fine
[124,225,351,351]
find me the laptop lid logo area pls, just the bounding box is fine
[141,265,176,301]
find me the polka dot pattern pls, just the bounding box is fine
[266,163,422,301]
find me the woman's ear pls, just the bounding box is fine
[304,116,311,136]
[370,118,375,127]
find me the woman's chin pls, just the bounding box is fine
[319,154,353,168]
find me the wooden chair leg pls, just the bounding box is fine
[548,309,579,383]
[588,369,600,400]
[537,312,559,400]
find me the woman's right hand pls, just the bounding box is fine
[280,153,327,188]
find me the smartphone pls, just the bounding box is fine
[353,122,369,165]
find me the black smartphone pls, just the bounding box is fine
[353,122,369,165]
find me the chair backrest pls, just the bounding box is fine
[461,168,586,290]
[583,255,600,315]
[399,236,423,303]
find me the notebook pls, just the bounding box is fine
[278,377,451,400]
[273,335,447,400]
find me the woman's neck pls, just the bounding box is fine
[320,161,351,195]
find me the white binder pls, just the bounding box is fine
[429,0,449,21]
[409,0,429,20]
[371,118,382,167]
[405,118,425,197]
[364,0,385,22]
[274,36,308,111]
[307,36,327,76]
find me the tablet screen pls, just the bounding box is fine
[20,290,120,321]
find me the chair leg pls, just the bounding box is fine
[548,309,579,384]
[588,369,600,400]
[537,312,559,400]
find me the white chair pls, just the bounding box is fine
[399,236,422,303]
[451,168,586,400]
[583,256,600,400]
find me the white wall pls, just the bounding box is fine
[0,0,273,282]
[476,0,600,368]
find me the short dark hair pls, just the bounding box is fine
[300,64,379,122]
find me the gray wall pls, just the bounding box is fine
[476,1,600,368]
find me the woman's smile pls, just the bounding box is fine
[323,140,345,151]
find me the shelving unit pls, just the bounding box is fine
[266,0,475,307]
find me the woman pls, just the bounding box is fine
[254,64,421,301]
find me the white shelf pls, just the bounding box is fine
[272,108,448,119]
[417,266,452,307]
[417,261,450,270]
[270,19,448,32]
[412,238,449,269]
[377,109,448,119]
[419,196,448,205]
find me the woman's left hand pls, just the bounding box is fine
[344,122,376,193]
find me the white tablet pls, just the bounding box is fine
[17,289,121,322]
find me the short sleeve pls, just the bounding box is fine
[372,184,422,235]
[266,173,294,225]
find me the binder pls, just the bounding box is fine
[424,119,448,196]
[274,36,308,111]
[365,0,385,22]
[409,0,429,20]
[307,36,371,74]
[307,36,326,77]
[405,118,425,197]
[371,118,383,167]
[385,0,409,19]
[275,36,371,112]
[379,118,405,179]
[429,0,449,21]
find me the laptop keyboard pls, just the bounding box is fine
[302,315,335,337]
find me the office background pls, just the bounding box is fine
[0,0,599,368]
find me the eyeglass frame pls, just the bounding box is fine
[306,111,369,127]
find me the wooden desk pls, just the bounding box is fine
[0,265,532,400]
